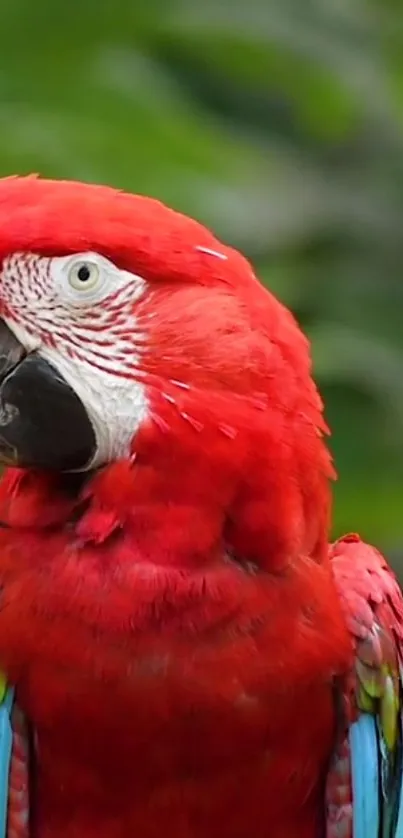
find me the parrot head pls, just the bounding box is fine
[0,175,333,568]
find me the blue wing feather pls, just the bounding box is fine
[328,535,403,838]
[0,686,14,838]
[350,714,380,838]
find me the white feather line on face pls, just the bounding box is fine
[39,344,148,469]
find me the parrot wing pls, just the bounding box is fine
[326,533,403,838]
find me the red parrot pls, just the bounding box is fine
[0,175,399,838]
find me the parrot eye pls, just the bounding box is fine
[67,260,100,292]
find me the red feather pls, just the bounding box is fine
[0,177,397,838]
[0,465,352,838]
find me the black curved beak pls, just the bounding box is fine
[0,320,96,470]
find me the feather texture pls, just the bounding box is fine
[0,177,399,838]
[327,535,403,838]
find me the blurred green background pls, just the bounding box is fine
[2,0,403,564]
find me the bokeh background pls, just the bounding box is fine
[2,0,403,567]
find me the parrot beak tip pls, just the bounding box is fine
[0,319,97,471]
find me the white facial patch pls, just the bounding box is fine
[0,251,149,468]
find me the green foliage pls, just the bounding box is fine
[1,0,403,560]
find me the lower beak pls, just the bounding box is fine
[0,320,96,470]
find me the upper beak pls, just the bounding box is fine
[0,319,26,380]
[0,319,96,471]
[0,320,27,464]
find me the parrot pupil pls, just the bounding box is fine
[77,265,91,282]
